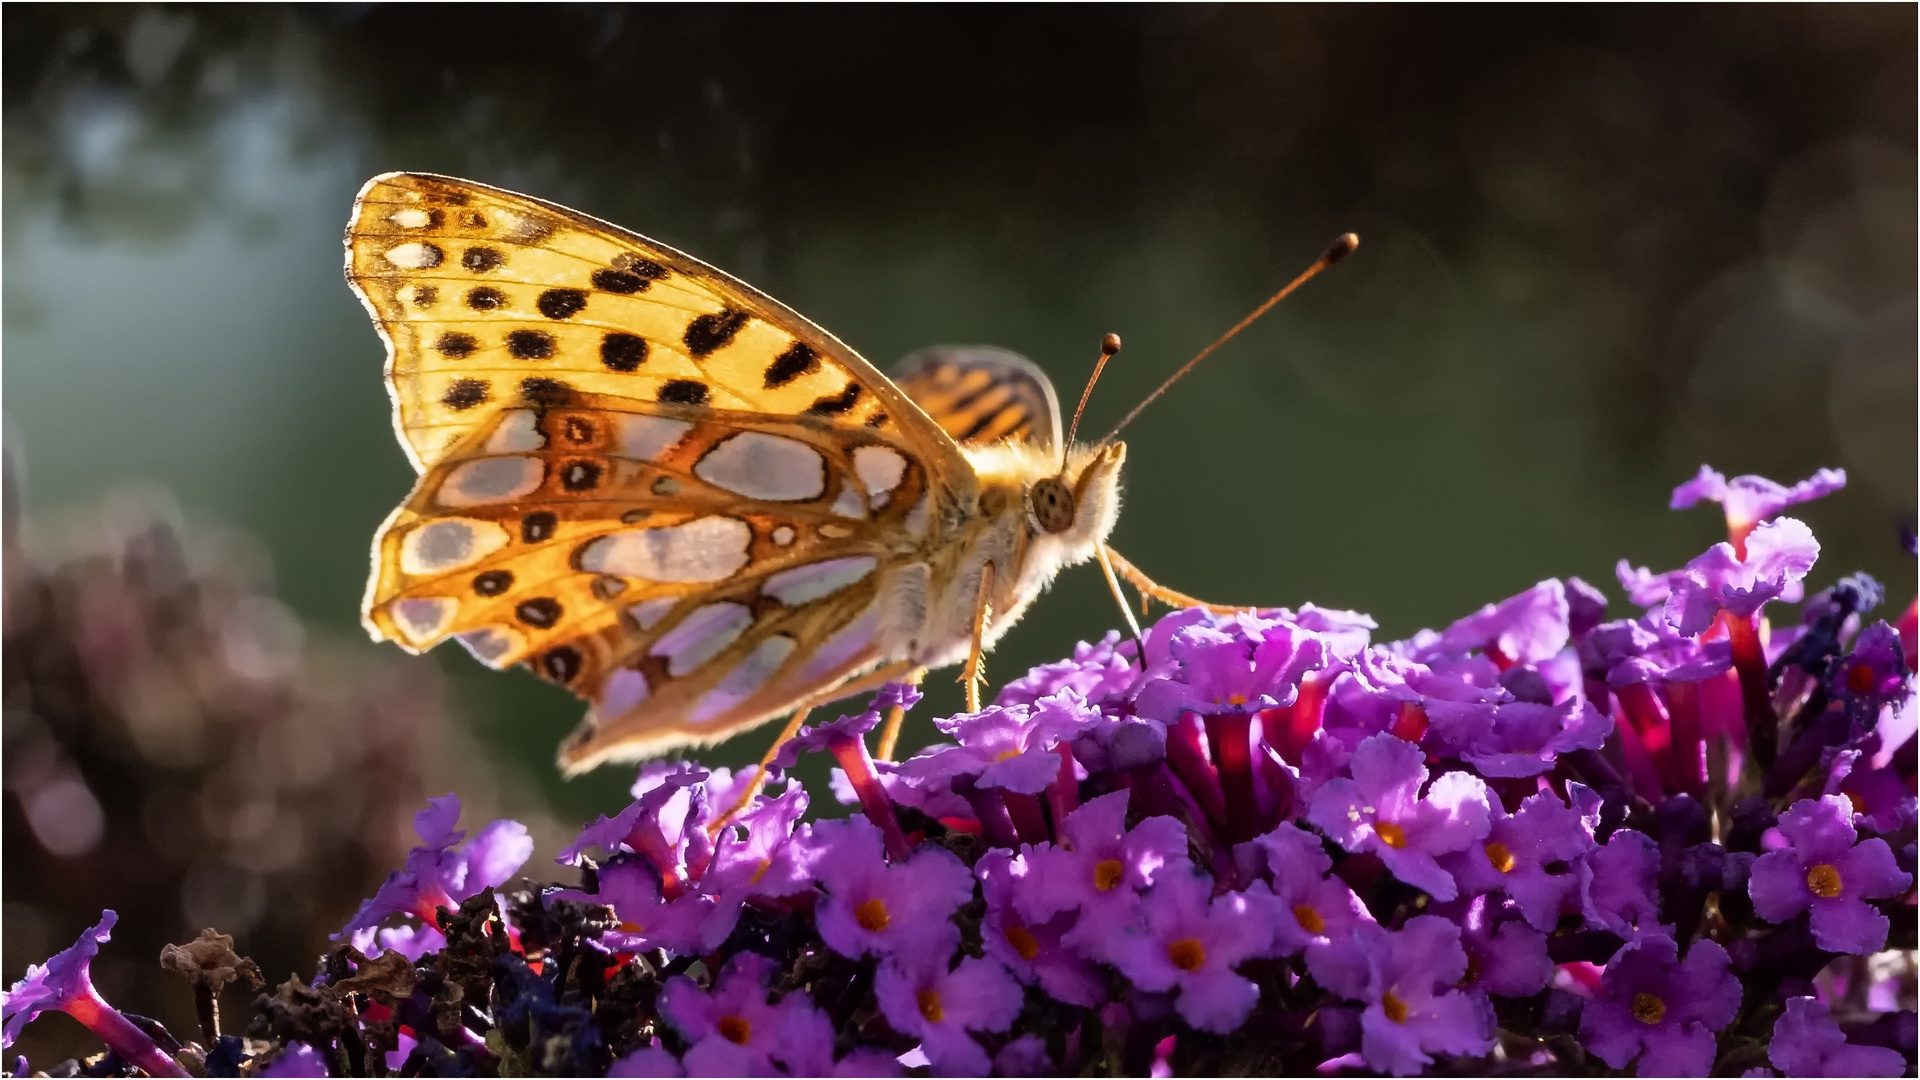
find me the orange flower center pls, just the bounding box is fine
[1485,841,1516,873]
[1093,859,1126,891]
[1005,924,1040,961]
[1293,903,1326,935]
[717,1015,751,1045]
[1168,937,1207,971]
[1375,821,1408,849]
[618,920,646,934]
[1846,790,1867,816]
[917,989,944,1023]
[1846,663,1877,694]
[1382,990,1409,1024]
[1631,992,1666,1025]
[1806,863,1843,899]
[855,897,891,932]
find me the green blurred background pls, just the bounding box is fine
[2,6,1914,1036]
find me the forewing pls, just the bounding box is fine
[889,345,1063,450]
[344,171,973,489]
[364,395,940,767]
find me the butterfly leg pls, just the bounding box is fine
[1095,541,1146,648]
[874,667,927,762]
[960,561,996,713]
[1101,546,1248,615]
[709,659,922,833]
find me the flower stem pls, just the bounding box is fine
[952,775,1020,848]
[65,988,191,1078]
[826,734,912,860]
[1166,713,1228,835]
[1664,680,1707,798]
[1202,712,1259,845]
[1726,614,1777,771]
[1003,791,1051,845]
[1048,743,1081,831]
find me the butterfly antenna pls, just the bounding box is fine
[1061,332,1123,461]
[1096,232,1357,446]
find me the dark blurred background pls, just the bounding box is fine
[3,3,1914,1064]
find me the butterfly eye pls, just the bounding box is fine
[1029,477,1076,534]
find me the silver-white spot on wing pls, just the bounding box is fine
[400,518,510,576]
[627,596,678,631]
[830,486,866,519]
[456,625,523,668]
[771,526,796,546]
[598,667,652,717]
[439,457,544,507]
[485,411,547,453]
[799,601,879,684]
[762,556,877,607]
[617,415,693,461]
[691,635,797,722]
[904,493,931,539]
[693,432,824,501]
[853,446,907,508]
[576,516,751,583]
[383,241,442,269]
[650,602,754,676]
[393,597,458,644]
[389,208,432,228]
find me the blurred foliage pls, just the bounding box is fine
[2,3,1914,1026]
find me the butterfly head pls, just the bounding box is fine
[1028,440,1126,548]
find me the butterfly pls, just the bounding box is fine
[346,172,1351,773]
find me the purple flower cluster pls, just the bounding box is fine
[5,464,1914,1078]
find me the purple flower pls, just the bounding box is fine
[996,631,1139,709]
[257,1042,329,1077]
[658,952,834,1077]
[1233,822,1372,958]
[1831,621,1910,724]
[1106,869,1270,1033]
[1134,613,1327,721]
[810,817,973,961]
[1445,790,1593,930]
[705,780,815,900]
[558,766,708,872]
[1766,996,1908,1077]
[874,956,1022,1077]
[551,859,735,954]
[1018,790,1191,956]
[338,795,532,941]
[1454,900,1554,998]
[904,692,1098,794]
[1461,698,1612,777]
[1307,733,1493,901]
[1426,579,1571,668]
[1663,517,1820,635]
[1579,828,1668,938]
[1670,464,1845,538]
[608,1046,684,1077]
[771,683,922,771]
[991,1035,1054,1077]
[975,849,1104,1007]
[1306,916,1495,1076]
[1749,795,1912,954]
[1,911,189,1078]
[1578,934,1738,1077]
[1580,616,1732,688]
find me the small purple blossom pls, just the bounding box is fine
[658,952,833,1076]
[558,767,708,869]
[1670,465,1846,536]
[1425,579,1571,668]
[1749,795,1912,954]
[1,911,190,1077]
[338,795,532,941]
[771,682,923,771]
[1018,790,1191,956]
[976,849,1105,1007]
[1308,733,1493,900]
[1233,822,1372,958]
[1462,698,1612,777]
[1578,935,1739,1077]
[1106,869,1271,1033]
[1664,517,1820,635]
[1453,899,1554,998]
[1445,789,1593,930]
[551,859,735,954]
[1134,614,1327,720]
[810,816,973,961]
[996,631,1139,708]
[1831,620,1911,724]
[904,692,1098,794]
[874,956,1022,1077]
[1306,916,1495,1076]
[257,1041,329,1077]
[1580,827,1668,938]
[705,780,815,900]
[1766,995,1908,1077]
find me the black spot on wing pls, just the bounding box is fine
[561,461,602,491]
[612,253,670,280]
[763,341,821,389]
[659,380,710,406]
[441,378,490,411]
[562,417,596,444]
[537,288,588,320]
[542,646,583,683]
[600,333,648,372]
[462,246,504,272]
[806,383,863,416]
[521,511,557,543]
[473,569,514,596]
[412,285,438,308]
[507,329,556,360]
[435,332,479,359]
[866,412,889,428]
[465,287,507,311]
[520,378,571,407]
[591,268,651,295]
[516,597,563,628]
[683,309,749,358]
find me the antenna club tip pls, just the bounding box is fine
[1326,232,1359,263]
[1101,332,1123,356]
